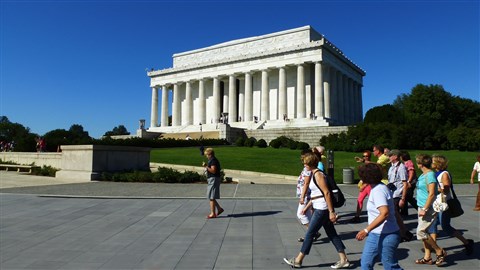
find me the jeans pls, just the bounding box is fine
[427,210,458,236]
[300,209,345,255]
[361,231,403,270]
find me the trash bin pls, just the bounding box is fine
[343,168,354,184]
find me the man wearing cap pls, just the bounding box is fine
[388,149,414,241]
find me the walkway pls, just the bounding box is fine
[0,171,478,269]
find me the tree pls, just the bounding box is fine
[364,104,404,124]
[0,116,38,151]
[104,125,130,136]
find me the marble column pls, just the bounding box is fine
[198,79,206,124]
[297,64,306,118]
[278,67,287,120]
[213,77,220,122]
[161,85,169,127]
[150,87,158,128]
[244,72,253,121]
[238,79,245,122]
[185,81,192,125]
[314,62,324,119]
[261,70,269,121]
[228,75,237,122]
[348,78,354,124]
[357,83,363,122]
[337,73,344,124]
[329,67,337,121]
[323,65,331,119]
[172,83,180,126]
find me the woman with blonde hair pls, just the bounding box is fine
[203,148,224,219]
[430,154,473,255]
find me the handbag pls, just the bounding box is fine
[427,175,448,213]
[433,192,448,212]
[446,183,464,218]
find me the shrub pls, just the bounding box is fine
[255,139,268,148]
[155,167,182,183]
[179,170,205,183]
[288,140,298,150]
[34,165,58,177]
[296,142,310,150]
[235,137,245,147]
[269,138,282,148]
[244,137,257,147]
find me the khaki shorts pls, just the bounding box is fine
[416,208,438,240]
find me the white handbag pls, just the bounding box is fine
[433,192,449,212]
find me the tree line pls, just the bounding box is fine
[320,84,480,151]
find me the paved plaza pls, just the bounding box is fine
[0,171,479,269]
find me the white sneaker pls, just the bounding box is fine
[331,260,352,269]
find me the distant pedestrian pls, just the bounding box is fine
[399,150,418,217]
[471,154,480,211]
[203,148,224,219]
[199,145,205,156]
[348,150,372,223]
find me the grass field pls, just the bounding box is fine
[151,147,477,183]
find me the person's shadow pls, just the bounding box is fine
[226,211,281,218]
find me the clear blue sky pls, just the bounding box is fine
[1,0,478,138]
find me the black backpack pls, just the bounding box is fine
[312,169,346,208]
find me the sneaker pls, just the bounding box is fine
[297,237,304,242]
[330,260,352,269]
[314,231,321,241]
[465,239,474,256]
[283,257,302,268]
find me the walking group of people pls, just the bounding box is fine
[200,146,477,269]
[284,145,475,269]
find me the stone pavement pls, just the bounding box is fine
[0,171,479,270]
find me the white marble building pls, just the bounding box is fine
[147,26,365,135]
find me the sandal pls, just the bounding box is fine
[415,258,433,265]
[435,249,447,266]
[206,214,216,219]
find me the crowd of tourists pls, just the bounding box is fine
[0,140,15,152]
[201,145,478,269]
[283,145,476,269]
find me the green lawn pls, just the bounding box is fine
[151,147,477,183]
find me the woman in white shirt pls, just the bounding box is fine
[355,163,403,270]
[471,154,480,211]
[284,152,351,269]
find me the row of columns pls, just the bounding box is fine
[150,62,362,128]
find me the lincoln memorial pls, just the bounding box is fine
[145,26,365,144]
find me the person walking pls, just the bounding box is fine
[348,150,372,223]
[471,154,480,211]
[399,151,418,217]
[430,154,474,255]
[283,152,352,269]
[356,163,403,270]
[414,154,447,266]
[203,148,224,219]
[296,149,321,242]
[387,149,414,241]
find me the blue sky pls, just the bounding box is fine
[1,0,478,138]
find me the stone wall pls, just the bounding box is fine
[0,152,62,168]
[245,126,348,147]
